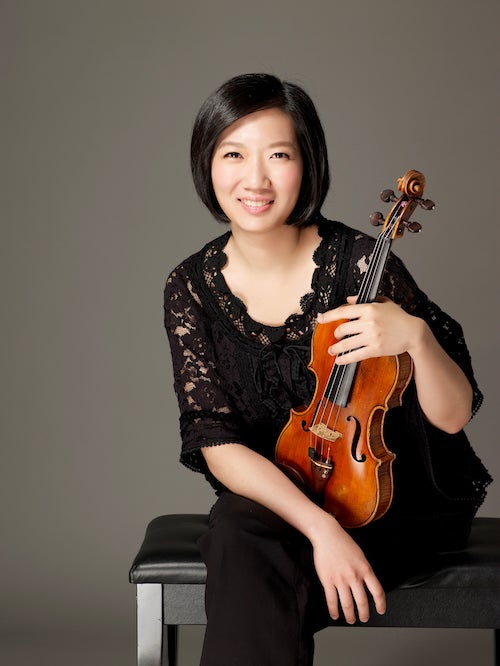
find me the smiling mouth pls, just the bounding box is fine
[239,199,274,208]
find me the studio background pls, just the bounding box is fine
[2,1,498,664]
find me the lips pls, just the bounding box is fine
[239,198,274,208]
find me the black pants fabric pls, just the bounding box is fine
[197,491,438,666]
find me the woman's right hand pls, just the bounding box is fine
[309,514,386,624]
[202,442,386,623]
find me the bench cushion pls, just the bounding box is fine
[130,514,208,584]
[129,515,500,627]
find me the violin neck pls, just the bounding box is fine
[330,234,393,408]
[356,235,393,305]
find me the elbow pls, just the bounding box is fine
[442,421,468,436]
[422,401,472,435]
[420,382,474,435]
[444,393,474,434]
[435,407,472,435]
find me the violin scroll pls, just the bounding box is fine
[397,169,426,197]
[397,169,436,210]
[372,169,435,239]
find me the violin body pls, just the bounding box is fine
[276,318,413,528]
[275,170,434,528]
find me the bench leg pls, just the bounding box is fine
[137,583,164,666]
[166,625,178,666]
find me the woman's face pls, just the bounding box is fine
[211,108,303,234]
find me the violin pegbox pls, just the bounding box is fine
[371,170,435,239]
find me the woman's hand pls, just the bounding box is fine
[202,443,385,623]
[317,296,473,433]
[317,296,425,365]
[310,513,386,624]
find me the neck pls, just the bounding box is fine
[227,224,312,273]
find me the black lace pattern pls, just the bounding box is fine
[164,217,488,502]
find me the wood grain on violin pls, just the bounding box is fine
[275,170,435,528]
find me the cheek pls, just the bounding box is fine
[280,165,303,199]
[211,164,234,196]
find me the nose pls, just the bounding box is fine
[244,155,271,190]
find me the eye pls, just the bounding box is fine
[223,151,242,159]
[271,152,290,159]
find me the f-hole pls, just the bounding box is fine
[346,415,365,462]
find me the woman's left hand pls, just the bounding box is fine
[317,296,473,433]
[316,296,424,365]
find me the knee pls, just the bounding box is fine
[200,492,293,565]
[211,492,290,538]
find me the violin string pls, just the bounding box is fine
[312,231,388,430]
[324,229,389,410]
[326,222,392,394]
[358,215,395,303]
[310,215,397,460]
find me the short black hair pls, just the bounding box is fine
[190,73,330,226]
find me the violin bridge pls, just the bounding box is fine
[309,423,343,442]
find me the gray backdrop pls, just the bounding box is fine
[2,1,499,664]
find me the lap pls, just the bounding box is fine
[206,492,437,572]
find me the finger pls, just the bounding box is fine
[350,582,371,623]
[324,586,340,621]
[365,573,386,616]
[332,345,371,365]
[337,585,357,625]
[317,304,363,323]
[333,320,364,340]
[328,337,367,360]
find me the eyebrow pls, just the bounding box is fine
[216,140,298,150]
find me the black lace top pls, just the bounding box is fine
[164,217,490,532]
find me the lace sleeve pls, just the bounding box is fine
[164,263,245,476]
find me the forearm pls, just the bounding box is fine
[409,318,473,433]
[202,443,335,542]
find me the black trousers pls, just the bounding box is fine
[197,491,438,666]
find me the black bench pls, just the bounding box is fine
[129,514,500,666]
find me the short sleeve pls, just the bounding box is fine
[164,263,246,477]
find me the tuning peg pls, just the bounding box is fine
[370,211,385,226]
[419,198,435,210]
[380,189,396,203]
[406,221,422,233]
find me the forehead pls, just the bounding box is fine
[215,108,298,147]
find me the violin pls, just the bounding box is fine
[275,170,435,528]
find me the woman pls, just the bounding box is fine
[164,73,490,665]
